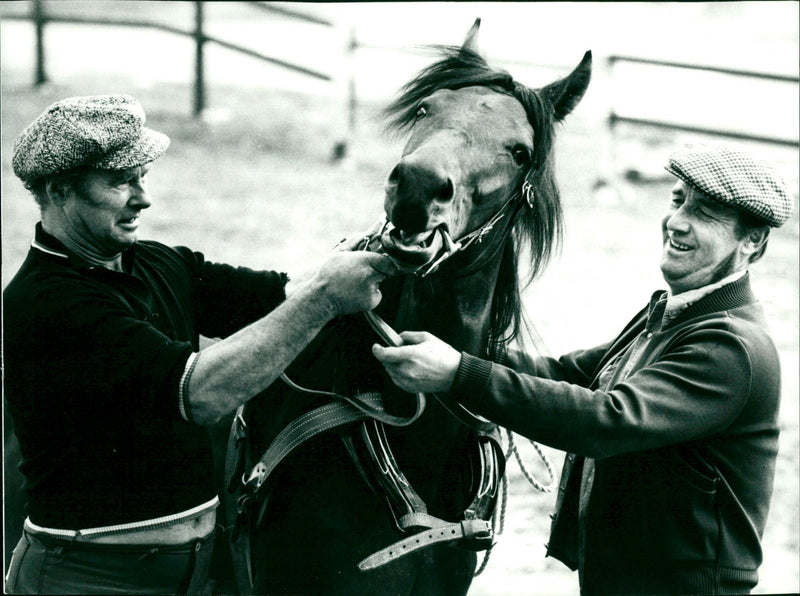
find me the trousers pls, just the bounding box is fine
[5,528,215,595]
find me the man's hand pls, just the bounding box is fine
[372,331,461,394]
[288,221,387,297]
[314,251,397,316]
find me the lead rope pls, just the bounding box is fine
[506,429,555,493]
[474,428,554,577]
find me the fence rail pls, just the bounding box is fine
[607,54,800,148]
[5,0,333,117]
[608,54,800,84]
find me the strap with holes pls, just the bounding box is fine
[357,519,493,571]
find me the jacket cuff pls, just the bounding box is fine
[451,352,493,410]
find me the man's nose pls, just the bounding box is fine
[129,183,152,209]
[665,206,689,232]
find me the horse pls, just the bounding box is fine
[224,19,591,595]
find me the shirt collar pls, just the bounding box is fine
[32,223,73,258]
[32,222,136,272]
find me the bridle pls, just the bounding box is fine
[378,178,534,278]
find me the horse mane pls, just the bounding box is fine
[382,45,566,357]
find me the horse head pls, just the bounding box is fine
[381,18,591,296]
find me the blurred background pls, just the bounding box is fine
[2,2,797,594]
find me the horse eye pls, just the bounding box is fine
[414,105,428,120]
[512,146,531,167]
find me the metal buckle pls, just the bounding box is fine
[242,461,268,492]
[521,180,534,209]
[234,411,248,443]
[457,519,495,551]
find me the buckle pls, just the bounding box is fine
[457,519,494,551]
[522,179,535,209]
[233,412,248,443]
[242,461,267,493]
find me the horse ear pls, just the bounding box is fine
[540,50,592,121]
[461,18,481,53]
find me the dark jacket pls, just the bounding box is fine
[4,224,287,529]
[451,274,780,594]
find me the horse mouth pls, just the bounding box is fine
[380,225,445,270]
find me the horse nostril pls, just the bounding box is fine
[439,179,454,201]
[388,164,401,184]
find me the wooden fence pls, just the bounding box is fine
[5,0,334,116]
[607,54,799,148]
[4,3,798,155]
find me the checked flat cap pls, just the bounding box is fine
[665,143,794,227]
[12,95,170,182]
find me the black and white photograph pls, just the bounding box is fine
[2,2,798,594]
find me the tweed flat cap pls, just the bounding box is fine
[665,143,793,227]
[12,94,170,182]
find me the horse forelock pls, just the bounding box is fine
[382,45,514,133]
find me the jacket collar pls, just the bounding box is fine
[662,272,756,330]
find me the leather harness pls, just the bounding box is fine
[225,197,528,589]
[226,311,502,584]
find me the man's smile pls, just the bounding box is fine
[667,237,693,252]
[118,216,140,230]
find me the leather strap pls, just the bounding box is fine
[224,408,254,595]
[363,310,496,434]
[353,431,502,573]
[278,373,426,428]
[244,399,369,497]
[357,519,493,571]
[432,392,497,434]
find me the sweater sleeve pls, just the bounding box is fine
[452,324,756,459]
[187,251,288,339]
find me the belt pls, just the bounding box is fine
[24,496,219,545]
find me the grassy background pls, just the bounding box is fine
[2,7,798,593]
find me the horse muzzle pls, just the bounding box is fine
[380,222,446,268]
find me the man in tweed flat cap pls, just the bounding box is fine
[372,142,793,594]
[4,95,396,595]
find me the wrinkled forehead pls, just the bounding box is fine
[672,179,741,217]
[425,86,533,140]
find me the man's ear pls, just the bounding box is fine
[741,227,769,257]
[45,177,71,207]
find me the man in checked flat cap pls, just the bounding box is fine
[3,95,396,594]
[372,142,794,594]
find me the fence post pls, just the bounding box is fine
[347,27,358,140]
[193,1,206,117]
[33,0,47,86]
[331,26,357,163]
